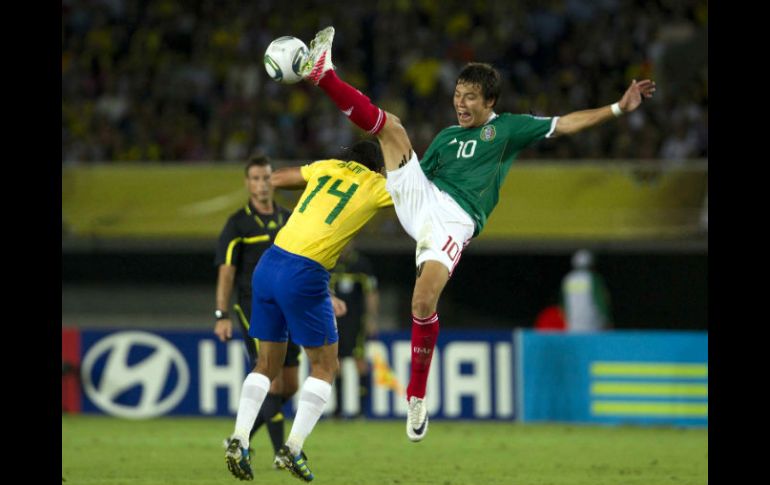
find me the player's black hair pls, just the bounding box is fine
[244,152,271,176]
[339,140,384,173]
[457,62,501,107]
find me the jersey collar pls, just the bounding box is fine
[247,200,284,229]
[246,200,275,216]
[484,112,499,125]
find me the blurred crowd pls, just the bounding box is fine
[62,0,708,164]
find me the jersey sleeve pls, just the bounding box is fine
[214,216,241,266]
[372,177,394,208]
[299,161,318,181]
[508,114,558,151]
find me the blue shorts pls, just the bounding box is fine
[249,245,338,347]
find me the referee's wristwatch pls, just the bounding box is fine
[214,309,229,321]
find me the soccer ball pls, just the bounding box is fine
[263,36,309,84]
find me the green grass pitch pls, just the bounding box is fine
[62,415,707,485]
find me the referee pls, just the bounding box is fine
[214,154,301,467]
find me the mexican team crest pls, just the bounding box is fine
[480,125,496,142]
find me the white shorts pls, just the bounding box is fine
[385,152,475,275]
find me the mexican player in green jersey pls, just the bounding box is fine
[299,26,656,444]
[420,112,556,236]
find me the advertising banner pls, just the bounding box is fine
[70,327,707,427]
[516,330,708,427]
[75,328,516,420]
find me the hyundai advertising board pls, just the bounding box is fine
[64,328,707,427]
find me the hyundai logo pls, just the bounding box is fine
[81,331,190,419]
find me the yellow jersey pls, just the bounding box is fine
[274,159,393,269]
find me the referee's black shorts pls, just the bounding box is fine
[336,313,365,359]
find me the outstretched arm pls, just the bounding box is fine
[551,79,656,137]
[271,166,307,189]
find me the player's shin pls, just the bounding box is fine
[256,393,285,453]
[406,313,439,400]
[233,372,271,446]
[317,70,386,135]
[286,377,332,455]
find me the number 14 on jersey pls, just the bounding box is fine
[298,176,359,225]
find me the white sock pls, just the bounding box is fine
[286,377,331,455]
[232,372,271,446]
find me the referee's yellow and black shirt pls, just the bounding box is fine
[214,200,292,303]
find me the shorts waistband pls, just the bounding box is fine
[271,244,328,272]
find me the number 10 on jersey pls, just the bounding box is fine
[449,139,477,159]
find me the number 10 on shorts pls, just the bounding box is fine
[442,235,461,262]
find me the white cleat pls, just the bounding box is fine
[300,26,336,84]
[406,396,429,442]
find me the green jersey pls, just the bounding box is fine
[420,113,555,236]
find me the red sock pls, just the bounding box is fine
[406,312,439,400]
[317,70,387,135]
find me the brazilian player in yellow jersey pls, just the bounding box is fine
[225,140,392,482]
[273,155,392,270]
[214,155,299,469]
